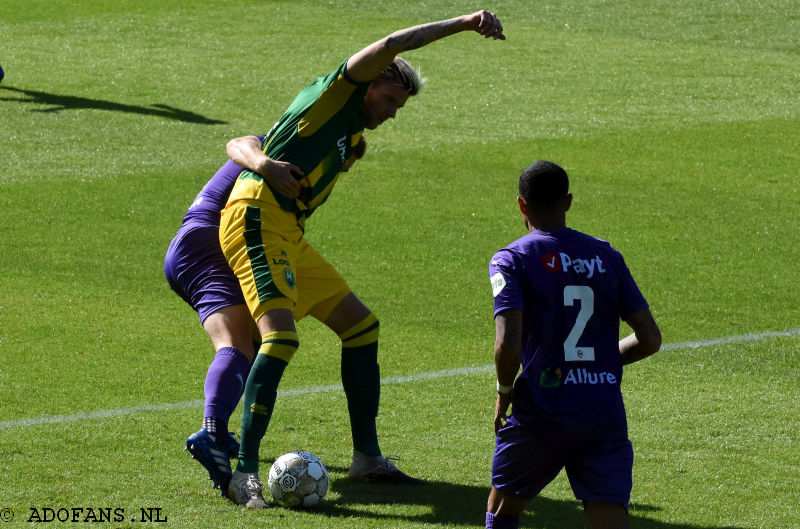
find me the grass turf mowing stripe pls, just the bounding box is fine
[2,327,798,430]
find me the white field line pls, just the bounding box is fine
[1,327,798,430]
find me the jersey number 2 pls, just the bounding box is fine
[563,285,595,361]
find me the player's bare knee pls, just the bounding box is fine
[487,487,527,518]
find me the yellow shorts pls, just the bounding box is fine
[219,201,350,323]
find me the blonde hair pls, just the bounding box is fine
[374,57,425,95]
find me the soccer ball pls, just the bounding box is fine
[268,451,329,508]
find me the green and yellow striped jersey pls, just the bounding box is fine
[228,58,368,231]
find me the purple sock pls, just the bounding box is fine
[486,512,520,529]
[203,346,251,424]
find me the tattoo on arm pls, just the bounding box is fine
[384,33,425,50]
[383,20,460,52]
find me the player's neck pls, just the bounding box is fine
[527,215,566,232]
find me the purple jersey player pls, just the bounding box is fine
[164,135,307,494]
[164,133,364,496]
[485,161,661,529]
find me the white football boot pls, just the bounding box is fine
[227,469,270,508]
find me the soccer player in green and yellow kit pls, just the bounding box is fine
[220,10,506,508]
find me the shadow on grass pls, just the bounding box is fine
[0,85,226,124]
[285,470,744,529]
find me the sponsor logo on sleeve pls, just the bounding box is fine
[491,272,506,297]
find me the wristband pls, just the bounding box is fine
[496,381,513,394]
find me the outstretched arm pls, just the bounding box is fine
[346,10,505,83]
[226,136,304,199]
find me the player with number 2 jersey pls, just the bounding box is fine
[485,160,661,529]
[490,227,647,438]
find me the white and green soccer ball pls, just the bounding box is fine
[268,451,329,508]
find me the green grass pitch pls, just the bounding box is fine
[0,1,798,528]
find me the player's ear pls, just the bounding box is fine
[517,196,527,216]
[564,193,573,212]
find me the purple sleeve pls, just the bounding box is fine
[182,135,267,226]
[490,250,524,317]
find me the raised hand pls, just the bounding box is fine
[467,10,505,40]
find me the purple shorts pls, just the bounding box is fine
[491,416,633,508]
[164,225,246,324]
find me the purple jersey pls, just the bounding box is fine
[490,227,648,439]
[164,136,265,323]
[180,135,266,229]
